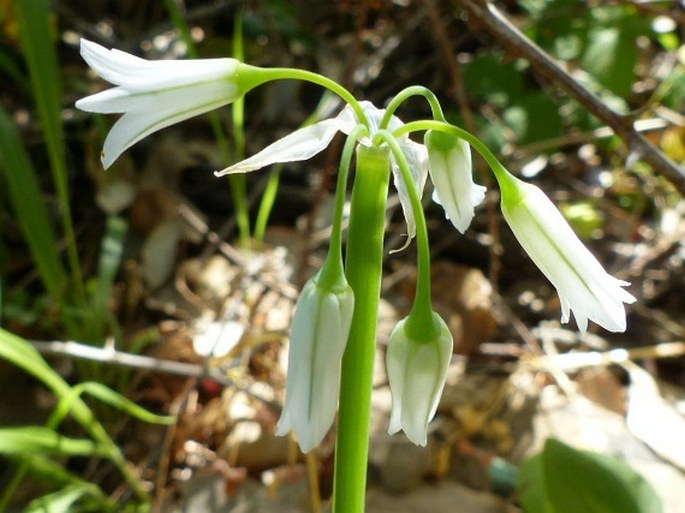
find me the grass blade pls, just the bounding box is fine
[16,0,84,298]
[55,381,175,426]
[0,328,150,501]
[0,106,68,300]
[0,426,111,458]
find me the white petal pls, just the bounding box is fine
[76,87,147,114]
[215,118,346,176]
[80,39,238,91]
[390,139,429,246]
[276,281,318,439]
[100,80,237,168]
[386,322,408,436]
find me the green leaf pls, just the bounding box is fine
[0,105,67,299]
[518,453,549,513]
[502,92,563,145]
[0,329,150,502]
[581,26,635,97]
[0,327,68,396]
[0,426,111,458]
[520,438,663,513]
[464,54,525,107]
[85,216,128,341]
[559,201,604,240]
[25,483,108,513]
[16,453,90,486]
[66,382,176,425]
[16,0,84,298]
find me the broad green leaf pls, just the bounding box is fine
[464,54,525,107]
[582,26,635,97]
[518,453,549,513]
[0,426,111,458]
[559,201,604,240]
[520,438,663,513]
[502,92,563,144]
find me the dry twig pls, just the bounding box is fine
[455,0,685,194]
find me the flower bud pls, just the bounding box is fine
[276,272,354,452]
[386,312,453,446]
[424,130,486,233]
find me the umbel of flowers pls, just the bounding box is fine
[77,39,635,513]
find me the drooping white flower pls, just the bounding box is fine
[216,101,479,243]
[76,39,243,169]
[276,272,355,452]
[424,130,486,233]
[386,312,453,446]
[500,174,636,333]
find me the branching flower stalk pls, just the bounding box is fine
[77,39,636,512]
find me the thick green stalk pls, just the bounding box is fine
[332,145,390,513]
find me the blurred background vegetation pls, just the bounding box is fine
[0,0,683,512]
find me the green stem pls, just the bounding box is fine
[394,120,510,183]
[230,11,251,246]
[379,86,446,130]
[164,0,251,244]
[332,145,390,513]
[319,125,368,287]
[373,130,436,340]
[253,168,280,242]
[238,67,369,129]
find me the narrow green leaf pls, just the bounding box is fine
[0,327,69,396]
[0,426,111,458]
[70,382,176,425]
[0,47,27,87]
[0,329,149,500]
[0,105,67,299]
[17,453,89,487]
[88,216,128,340]
[16,0,84,296]
[25,483,107,513]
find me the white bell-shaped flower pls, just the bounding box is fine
[386,312,453,446]
[276,272,355,452]
[76,39,244,169]
[500,173,636,333]
[424,130,486,233]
